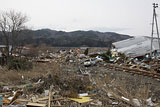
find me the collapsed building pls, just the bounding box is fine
[112,36,160,57]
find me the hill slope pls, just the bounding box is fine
[0,29,132,47]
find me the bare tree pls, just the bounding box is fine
[0,10,28,60]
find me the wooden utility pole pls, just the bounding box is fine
[151,3,160,57]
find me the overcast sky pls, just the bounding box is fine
[1,0,160,36]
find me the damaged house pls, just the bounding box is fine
[0,45,12,57]
[112,36,160,57]
[0,45,12,65]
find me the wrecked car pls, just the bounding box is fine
[83,59,96,67]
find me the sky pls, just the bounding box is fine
[0,0,160,36]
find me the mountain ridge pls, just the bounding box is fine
[0,29,133,47]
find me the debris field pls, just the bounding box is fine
[0,47,160,107]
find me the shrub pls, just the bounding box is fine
[106,48,112,56]
[7,58,32,71]
[84,48,89,55]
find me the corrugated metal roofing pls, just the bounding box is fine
[112,36,149,49]
[112,36,160,57]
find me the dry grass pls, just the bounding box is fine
[92,73,160,106]
[0,62,61,85]
[0,68,21,84]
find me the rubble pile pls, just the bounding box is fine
[0,47,160,106]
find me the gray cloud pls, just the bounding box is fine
[0,0,160,36]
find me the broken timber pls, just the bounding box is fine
[106,64,160,80]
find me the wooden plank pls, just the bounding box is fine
[0,92,11,95]
[9,90,23,104]
[37,101,47,104]
[48,85,53,107]
[16,99,30,102]
[48,91,51,107]
[26,102,46,107]
[37,97,48,101]
[57,101,61,106]
[51,105,62,107]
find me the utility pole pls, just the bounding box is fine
[151,3,160,57]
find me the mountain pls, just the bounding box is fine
[0,29,132,47]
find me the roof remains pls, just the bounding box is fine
[112,36,160,57]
